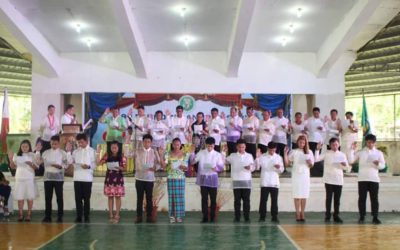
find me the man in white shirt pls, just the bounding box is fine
[191,137,224,223]
[225,139,255,222]
[341,111,359,160]
[258,110,275,154]
[315,138,350,223]
[324,109,342,150]
[226,107,243,156]
[208,108,225,152]
[40,105,60,152]
[61,104,77,125]
[167,105,189,145]
[151,110,169,149]
[71,133,96,223]
[128,105,150,149]
[41,135,71,223]
[256,142,284,223]
[271,108,289,159]
[349,134,385,224]
[306,107,325,177]
[242,107,259,159]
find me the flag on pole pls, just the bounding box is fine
[361,93,371,147]
[1,89,9,153]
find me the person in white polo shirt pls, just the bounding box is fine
[208,108,226,152]
[258,110,275,154]
[349,134,385,224]
[315,138,350,223]
[256,142,284,223]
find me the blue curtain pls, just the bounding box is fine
[252,94,290,117]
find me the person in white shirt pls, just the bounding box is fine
[127,105,150,149]
[208,108,226,152]
[341,111,359,160]
[305,107,325,177]
[71,133,96,223]
[284,135,314,222]
[288,112,307,150]
[349,134,385,225]
[256,142,284,223]
[8,140,40,222]
[151,110,169,149]
[271,108,289,159]
[324,109,342,150]
[61,104,77,125]
[315,138,350,223]
[190,112,208,153]
[242,107,259,159]
[225,139,255,222]
[191,137,224,223]
[41,135,71,223]
[226,107,243,156]
[258,110,275,154]
[40,105,60,152]
[167,105,190,145]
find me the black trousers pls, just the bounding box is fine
[275,143,286,159]
[258,144,268,154]
[245,143,256,159]
[214,145,221,153]
[325,183,342,218]
[0,185,11,206]
[74,181,92,219]
[227,141,237,155]
[136,180,154,218]
[233,189,251,220]
[309,142,323,177]
[358,181,379,217]
[259,187,279,219]
[44,181,64,218]
[201,186,217,221]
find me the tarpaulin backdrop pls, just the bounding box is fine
[85,93,291,148]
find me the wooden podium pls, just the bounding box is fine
[60,124,82,148]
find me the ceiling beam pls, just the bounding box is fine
[110,0,147,78]
[316,0,382,77]
[226,0,256,77]
[0,0,61,77]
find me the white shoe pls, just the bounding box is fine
[169,217,176,223]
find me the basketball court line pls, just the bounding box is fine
[35,224,76,250]
[278,225,301,250]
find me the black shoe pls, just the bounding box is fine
[234,218,240,223]
[146,217,155,223]
[372,217,381,225]
[333,216,343,223]
[209,218,216,223]
[271,217,280,223]
[325,217,331,222]
[135,217,143,223]
[84,217,90,223]
[258,217,265,222]
[57,217,63,223]
[201,218,208,223]
[75,217,82,223]
[244,218,250,223]
[299,219,305,222]
[358,217,365,224]
[42,217,52,223]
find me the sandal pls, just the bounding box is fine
[25,211,32,222]
[109,215,114,223]
[17,211,24,222]
[113,215,120,224]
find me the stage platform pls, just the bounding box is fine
[3,173,400,212]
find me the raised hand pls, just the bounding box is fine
[221,112,226,119]
[127,108,133,116]
[104,107,110,114]
[165,109,171,116]
[256,148,262,158]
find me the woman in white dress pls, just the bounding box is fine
[284,135,314,222]
[8,140,40,222]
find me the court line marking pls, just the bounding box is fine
[89,239,98,250]
[35,224,76,250]
[278,225,302,250]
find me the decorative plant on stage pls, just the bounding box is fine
[144,178,166,220]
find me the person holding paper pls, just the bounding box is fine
[41,135,72,223]
[133,134,161,223]
[8,140,40,222]
[208,108,226,152]
[271,108,289,159]
[226,106,243,156]
[166,105,190,145]
[288,112,307,150]
[305,107,326,153]
[40,104,60,151]
[225,139,255,222]
[324,109,342,150]
[71,133,96,223]
[190,112,208,153]
[315,138,350,223]
[348,134,385,224]
[242,107,259,159]
[97,141,126,223]
[190,137,224,223]
[341,111,359,160]
[127,105,150,149]
[256,142,284,223]
[61,104,77,125]
[99,107,127,150]
[258,110,275,154]
[160,137,189,223]
[151,110,169,149]
[284,135,314,222]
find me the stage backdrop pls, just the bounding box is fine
[85,93,291,148]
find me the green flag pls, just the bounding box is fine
[361,94,371,147]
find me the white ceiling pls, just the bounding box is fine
[5,0,362,53]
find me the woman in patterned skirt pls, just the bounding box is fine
[97,140,126,223]
[160,138,189,223]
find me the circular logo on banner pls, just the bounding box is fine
[179,95,195,112]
